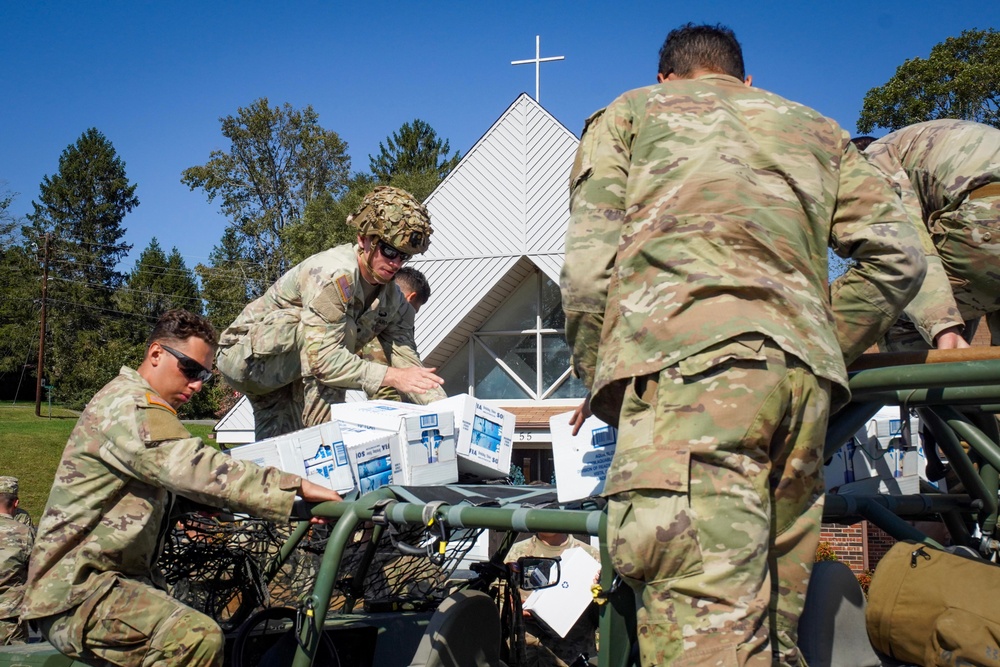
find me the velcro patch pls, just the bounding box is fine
[145,392,176,415]
[336,275,353,304]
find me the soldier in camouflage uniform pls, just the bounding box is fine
[21,310,342,667]
[0,477,32,645]
[217,186,446,440]
[506,532,600,667]
[361,266,433,402]
[862,120,1000,351]
[560,24,926,666]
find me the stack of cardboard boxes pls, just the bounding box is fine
[228,394,516,494]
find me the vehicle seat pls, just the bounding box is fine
[408,589,501,667]
[798,560,881,667]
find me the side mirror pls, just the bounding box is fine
[517,556,561,591]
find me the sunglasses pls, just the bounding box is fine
[160,344,214,384]
[377,240,411,263]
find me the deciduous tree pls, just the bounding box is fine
[183,98,351,285]
[858,28,1000,133]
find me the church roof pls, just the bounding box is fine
[409,93,579,368]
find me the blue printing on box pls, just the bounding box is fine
[592,426,617,448]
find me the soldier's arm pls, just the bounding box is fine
[830,140,928,362]
[301,271,389,397]
[864,144,963,344]
[561,102,632,388]
[379,296,446,403]
[98,399,303,522]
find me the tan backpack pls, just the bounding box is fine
[866,540,1000,667]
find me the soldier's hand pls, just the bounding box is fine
[934,327,970,350]
[569,395,592,436]
[383,366,445,394]
[297,480,342,524]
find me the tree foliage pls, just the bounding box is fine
[858,28,1000,133]
[281,172,375,265]
[24,128,138,407]
[195,228,266,333]
[182,98,351,286]
[117,238,202,342]
[369,119,461,183]
[0,185,40,399]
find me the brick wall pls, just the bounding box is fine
[865,523,896,569]
[819,521,899,573]
[819,523,867,571]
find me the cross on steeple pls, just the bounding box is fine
[511,35,564,102]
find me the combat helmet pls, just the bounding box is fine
[347,186,432,256]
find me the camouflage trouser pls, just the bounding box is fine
[606,338,830,667]
[933,195,1000,323]
[217,309,347,440]
[37,578,223,667]
[0,617,27,645]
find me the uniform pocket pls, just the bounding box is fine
[677,335,768,379]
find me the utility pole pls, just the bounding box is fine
[35,234,50,417]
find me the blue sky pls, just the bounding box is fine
[2,1,997,270]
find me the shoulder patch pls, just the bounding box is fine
[336,275,353,304]
[140,393,190,443]
[145,392,176,414]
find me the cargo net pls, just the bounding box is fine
[157,512,484,627]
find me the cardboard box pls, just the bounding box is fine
[337,423,399,493]
[327,400,458,486]
[550,412,618,502]
[227,421,355,494]
[433,394,515,479]
[523,546,601,638]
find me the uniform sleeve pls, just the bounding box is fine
[864,143,963,343]
[830,141,928,362]
[561,102,632,389]
[98,402,302,523]
[382,299,447,404]
[301,270,388,396]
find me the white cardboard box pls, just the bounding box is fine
[227,421,356,494]
[550,412,618,502]
[327,400,458,486]
[433,394,515,479]
[523,546,601,638]
[338,423,399,493]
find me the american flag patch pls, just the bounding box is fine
[336,275,353,303]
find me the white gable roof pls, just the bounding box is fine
[410,94,579,366]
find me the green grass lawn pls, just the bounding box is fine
[0,403,218,524]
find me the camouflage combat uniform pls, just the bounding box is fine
[506,535,600,667]
[864,119,1000,349]
[561,74,925,666]
[21,366,303,667]
[361,336,406,402]
[0,511,32,645]
[217,243,444,439]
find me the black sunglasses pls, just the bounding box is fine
[377,240,411,263]
[160,345,214,384]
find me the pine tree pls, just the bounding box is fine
[25,128,138,407]
[369,119,461,183]
[117,239,203,343]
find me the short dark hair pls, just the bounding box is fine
[146,309,217,350]
[394,267,431,306]
[658,23,745,80]
[851,136,877,152]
